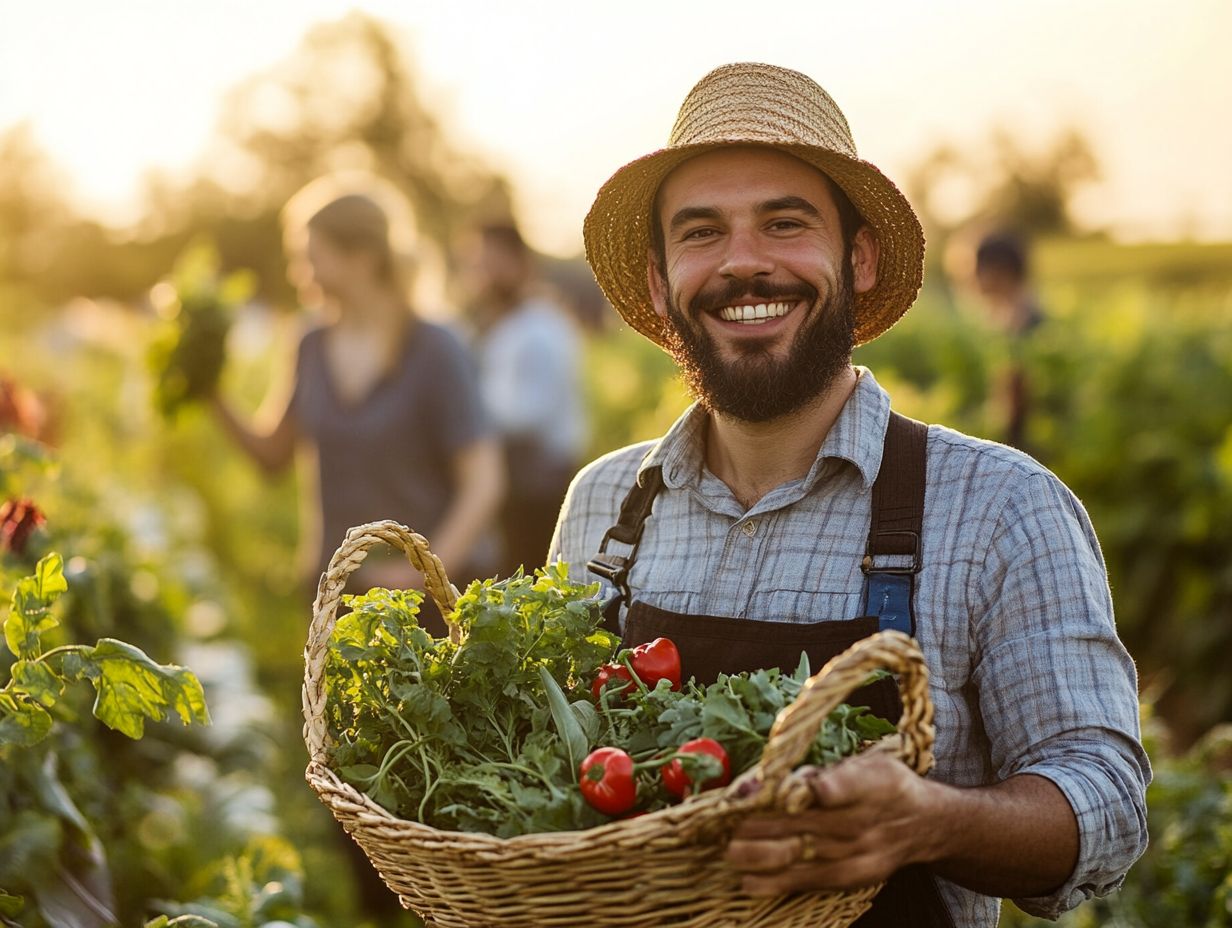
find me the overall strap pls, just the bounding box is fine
[862,412,928,635]
[586,466,665,632]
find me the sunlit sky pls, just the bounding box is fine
[2,0,1230,256]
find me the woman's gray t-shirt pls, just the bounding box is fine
[290,320,490,578]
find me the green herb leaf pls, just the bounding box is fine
[11,658,65,707]
[0,692,53,745]
[0,891,25,917]
[5,552,67,659]
[83,638,211,739]
[539,665,588,779]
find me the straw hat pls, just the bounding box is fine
[584,62,925,347]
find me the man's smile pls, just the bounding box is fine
[716,300,795,325]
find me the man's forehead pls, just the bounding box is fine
[656,146,836,211]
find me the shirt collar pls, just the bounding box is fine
[636,366,892,492]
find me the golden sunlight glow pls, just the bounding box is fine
[2,0,1229,254]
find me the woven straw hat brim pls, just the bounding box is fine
[584,140,925,348]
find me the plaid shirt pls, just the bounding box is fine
[549,367,1150,927]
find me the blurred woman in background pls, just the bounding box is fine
[210,173,504,634]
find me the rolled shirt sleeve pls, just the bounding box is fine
[970,471,1151,918]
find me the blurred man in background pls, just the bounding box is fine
[459,220,587,577]
[972,230,1044,451]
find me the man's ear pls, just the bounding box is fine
[647,249,670,320]
[851,226,880,295]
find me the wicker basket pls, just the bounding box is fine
[302,520,936,928]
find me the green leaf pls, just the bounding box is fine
[0,693,53,746]
[702,689,760,737]
[59,650,88,681]
[0,890,24,916]
[11,659,65,707]
[83,638,211,739]
[5,553,67,659]
[793,650,811,681]
[0,808,61,882]
[36,553,66,594]
[32,751,91,833]
[538,665,588,778]
[570,699,601,744]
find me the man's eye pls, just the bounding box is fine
[768,218,803,231]
[681,227,717,241]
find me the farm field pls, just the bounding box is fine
[2,234,1229,926]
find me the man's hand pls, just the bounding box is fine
[725,750,1080,900]
[725,750,941,896]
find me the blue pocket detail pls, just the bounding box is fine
[864,574,915,635]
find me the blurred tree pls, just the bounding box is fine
[906,127,1101,239]
[983,127,1099,236]
[2,13,513,312]
[204,10,512,302]
[0,124,74,292]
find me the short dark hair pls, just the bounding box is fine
[480,221,529,258]
[649,165,864,278]
[975,231,1029,281]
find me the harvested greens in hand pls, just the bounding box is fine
[322,564,896,837]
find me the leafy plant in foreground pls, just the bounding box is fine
[0,553,212,927]
[1,553,210,746]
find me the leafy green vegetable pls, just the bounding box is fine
[323,564,897,837]
[0,553,212,745]
[325,566,617,836]
[147,241,254,420]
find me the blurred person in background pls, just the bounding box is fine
[210,174,504,635]
[971,230,1045,452]
[458,219,587,577]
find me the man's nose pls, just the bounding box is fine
[717,228,773,279]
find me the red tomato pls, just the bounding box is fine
[661,738,731,798]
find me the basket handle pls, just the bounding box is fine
[302,520,460,764]
[742,630,935,811]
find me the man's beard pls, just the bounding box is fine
[662,268,856,423]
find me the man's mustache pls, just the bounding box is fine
[688,278,820,316]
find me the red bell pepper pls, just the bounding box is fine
[592,637,682,699]
[661,737,731,798]
[591,662,634,699]
[629,637,682,691]
[579,747,637,816]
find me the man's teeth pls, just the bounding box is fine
[717,301,792,324]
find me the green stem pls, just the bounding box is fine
[358,738,425,786]
[479,760,557,790]
[34,644,90,664]
[417,746,439,821]
[621,656,650,694]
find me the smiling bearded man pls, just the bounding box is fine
[548,62,1149,928]
[663,251,855,422]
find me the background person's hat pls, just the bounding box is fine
[583,62,925,347]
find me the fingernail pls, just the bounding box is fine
[734,779,762,799]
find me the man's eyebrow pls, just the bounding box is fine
[760,196,823,219]
[667,205,722,233]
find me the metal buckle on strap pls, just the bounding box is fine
[586,552,629,584]
[861,530,922,575]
